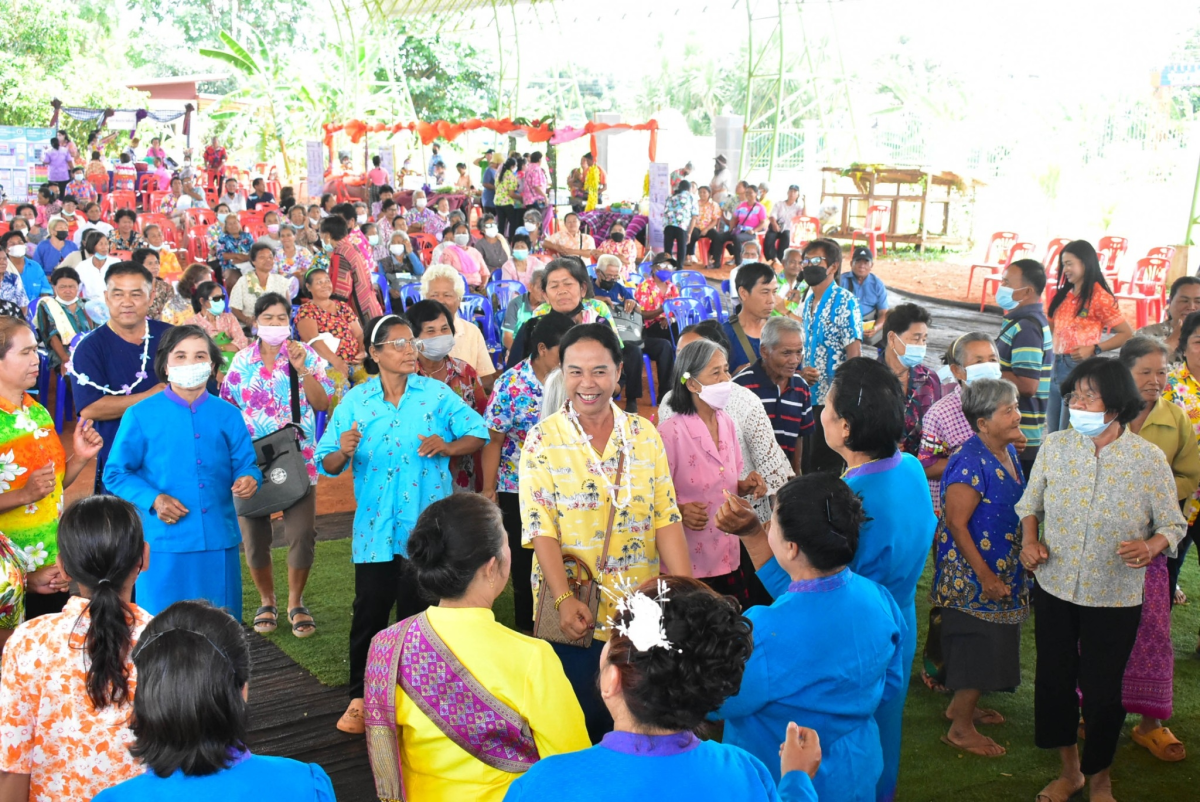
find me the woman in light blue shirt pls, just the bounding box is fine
[315,312,488,734]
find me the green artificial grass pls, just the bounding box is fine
[244,540,1200,799]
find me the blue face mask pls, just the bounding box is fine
[994,286,1021,311]
[964,362,1002,384]
[895,339,926,368]
[654,269,674,282]
[208,299,225,315]
[1069,408,1111,438]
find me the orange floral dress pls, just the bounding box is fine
[0,596,152,802]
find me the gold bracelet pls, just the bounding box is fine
[553,591,573,611]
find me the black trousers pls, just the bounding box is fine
[348,555,429,699]
[498,491,534,632]
[689,227,716,258]
[802,406,845,475]
[500,207,525,240]
[1167,517,1200,603]
[622,338,674,407]
[1033,582,1141,775]
[763,229,790,261]
[663,225,688,266]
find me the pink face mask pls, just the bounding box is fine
[257,325,290,346]
[696,380,734,410]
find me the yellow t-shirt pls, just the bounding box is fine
[395,606,588,801]
[519,405,682,638]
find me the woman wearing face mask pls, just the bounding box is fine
[1116,336,1198,762]
[221,293,333,639]
[295,268,367,412]
[142,223,182,282]
[256,211,283,249]
[37,267,97,375]
[437,221,489,292]
[33,216,77,273]
[877,303,943,456]
[214,215,256,295]
[229,243,290,327]
[206,203,232,261]
[634,255,682,340]
[473,213,511,277]
[407,300,487,493]
[131,247,174,320]
[288,204,320,249]
[183,280,247,379]
[104,325,262,618]
[159,263,212,326]
[1018,357,1185,802]
[273,224,312,291]
[925,378,1030,760]
[659,339,766,601]
[405,190,447,239]
[372,199,398,264]
[0,234,33,312]
[73,230,117,305]
[591,222,638,283]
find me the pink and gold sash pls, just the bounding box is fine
[363,612,540,802]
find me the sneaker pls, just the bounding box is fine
[337,698,365,734]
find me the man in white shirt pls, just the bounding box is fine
[710,154,732,205]
[73,202,114,245]
[218,177,246,212]
[764,184,804,263]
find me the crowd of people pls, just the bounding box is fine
[0,133,1193,802]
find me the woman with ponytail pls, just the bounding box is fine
[363,494,587,802]
[0,496,152,802]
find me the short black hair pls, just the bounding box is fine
[559,322,622,369]
[319,215,347,240]
[606,577,752,732]
[1168,275,1200,303]
[248,242,274,265]
[252,177,264,188]
[362,314,413,375]
[405,299,456,337]
[129,601,251,778]
[878,302,931,343]
[681,319,733,355]
[82,229,107,256]
[1061,356,1144,425]
[828,357,904,460]
[191,281,224,313]
[380,199,397,214]
[774,473,865,570]
[1176,311,1200,362]
[14,203,34,218]
[407,494,506,600]
[332,202,357,222]
[0,230,25,249]
[50,266,81,285]
[379,184,393,194]
[733,262,775,297]
[114,208,137,224]
[510,232,531,249]
[105,260,154,287]
[252,291,290,320]
[1009,258,1046,295]
[530,311,575,358]
[153,325,222,383]
[130,247,158,268]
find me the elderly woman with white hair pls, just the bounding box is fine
[404,189,447,239]
[421,263,495,382]
[930,378,1029,759]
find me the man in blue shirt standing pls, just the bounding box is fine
[481,152,500,217]
[838,246,890,333]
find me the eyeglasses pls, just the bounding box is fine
[1063,392,1102,406]
[377,338,422,353]
[801,257,827,266]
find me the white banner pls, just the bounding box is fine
[107,111,138,132]
[647,162,670,252]
[305,141,325,202]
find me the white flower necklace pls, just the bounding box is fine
[66,324,154,396]
[564,399,634,509]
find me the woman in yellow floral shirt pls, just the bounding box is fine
[519,323,690,743]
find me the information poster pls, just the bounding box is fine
[647,162,670,252]
[378,145,395,184]
[305,140,325,202]
[0,126,54,202]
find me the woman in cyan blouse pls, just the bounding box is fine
[1018,357,1185,802]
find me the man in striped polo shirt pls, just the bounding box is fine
[732,316,814,474]
[995,258,1052,478]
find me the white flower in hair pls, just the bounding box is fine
[606,578,674,653]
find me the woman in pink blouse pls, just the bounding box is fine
[183,279,249,379]
[658,339,766,605]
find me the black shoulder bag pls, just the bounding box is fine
[234,362,313,518]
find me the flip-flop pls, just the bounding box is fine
[1034,777,1085,802]
[252,605,277,634]
[289,606,316,639]
[940,733,1006,757]
[976,708,1005,725]
[1131,726,1186,762]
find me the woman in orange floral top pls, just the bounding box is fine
[0,496,152,802]
[1045,240,1132,433]
[592,220,639,282]
[634,257,681,339]
[295,268,366,411]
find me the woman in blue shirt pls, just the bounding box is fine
[104,325,261,620]
[316,313,488,735]
[94,600,335,802]
[504,576,821,802]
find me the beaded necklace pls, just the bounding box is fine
[564,399,634,509]
[66,323,153,396]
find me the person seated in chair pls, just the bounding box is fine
[592,255,674,415]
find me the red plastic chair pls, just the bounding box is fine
[1096,236,1129,288]
[979,241,1038,311]
[851,205,889,257]
[238,209,265,226]
[1040,238,1072,304]
[107,191,137,213]
[185,208,216,228]
[87,174,110,197]
[257,202,281,215]
[187,224,211,263]
[1114,257,1172,328]
[792,215,821,248]
[410,233,438,266]
[1146,246,1176,263]
[147,191,171,213]
[965,231,1019,300]
[140,212,178,241]
[244,221,268,240]
[0,222,8,237]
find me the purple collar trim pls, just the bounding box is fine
[843,449,901,480]
[601,731,700,757]
[787,568,850,594]
[164,386,208,410]
[226,746,251,768]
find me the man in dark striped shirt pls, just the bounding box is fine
[732,316,814,474]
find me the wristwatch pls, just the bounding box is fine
[1093,344,1102,356]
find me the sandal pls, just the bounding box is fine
[252,605,277,634]
[1131,726,1186,762]
[1034,776,1085,802]
[288,606,316,639]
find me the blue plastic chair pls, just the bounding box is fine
[459,294,498,347]
[670,270,708,290]
[377,272,393,314]
[631,262,653,283]
[662,297,706,345]
[720,279,731,296]
[314,410,328,441]
[586,264,597,279]
[398,282,423,310]
[489,280,526,332]
[682,285,727,323]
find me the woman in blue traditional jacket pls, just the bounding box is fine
[104,325,261,619]
[715,472,906,802]
[503,576,822,802]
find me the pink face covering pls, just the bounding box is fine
[257,325,291,346]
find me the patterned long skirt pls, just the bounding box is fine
[1122,554,1173,719]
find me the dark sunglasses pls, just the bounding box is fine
[210,295,226,302]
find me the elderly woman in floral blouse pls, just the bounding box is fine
[1165,310,1200,608]
[591,219,639,282]
[404,190,448,239]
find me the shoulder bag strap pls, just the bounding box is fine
[732,320,756,366]
[596,451,626,578]
[288,360,301,426]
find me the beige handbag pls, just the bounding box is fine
[533,454,623,649]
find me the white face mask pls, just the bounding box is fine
[6,245,26,259]
[964,362,1002,385]
[695,380,734,410]
[147,243,162,251]
[453,233,470,247]
[484,225,498,237]
[54,293,75,305]
[167,362,212,389]
[389,244,407,256]
[356,214,368,224]
[415,198,427,209]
